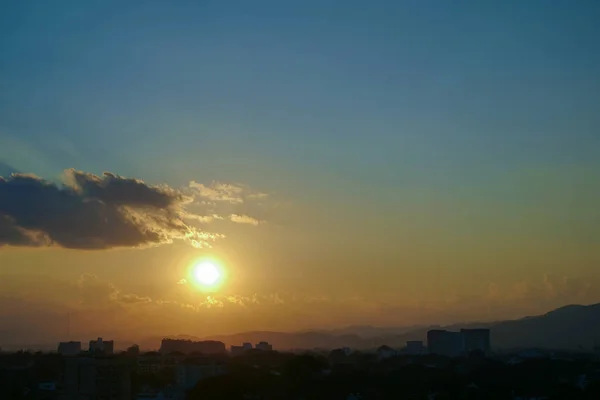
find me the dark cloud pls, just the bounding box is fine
[0,169,217,250]
[66,170,182,208]
[0,215,41,246]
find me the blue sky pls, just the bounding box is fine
[2,0,598,193]
[1,1,600,340]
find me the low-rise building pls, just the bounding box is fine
[89,337,115,355]
[255,341,273,351]
[230,342,253,356]
[377,345,397,360]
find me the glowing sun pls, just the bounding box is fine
[193,261,221,286]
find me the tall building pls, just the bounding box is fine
[461,329,491,355]
[427,330,464,357]
[59,357,132,400]
[58,341,82,356]
[427,329,492,357]
[89,337,114,355]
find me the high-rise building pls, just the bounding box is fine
[427,330,464,357]
[427,329,492,357]
[461,329,491,355]
[58,341,82,356]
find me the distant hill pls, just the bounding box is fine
[318,325,427,338]
[195,303,600,351]
[489,303,600,350]
[203,331,369,351]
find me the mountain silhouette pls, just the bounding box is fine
[489,303,600,349]
[186,303,600,351]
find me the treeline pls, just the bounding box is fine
[187,351,600,400]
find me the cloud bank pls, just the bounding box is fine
[0,169,244,250]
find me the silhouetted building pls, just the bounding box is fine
[230,342,253,356]
[137,353,163,374]
[255,341,273,351]
[427,330,464,357]
[58,341,81,356]
[461,329,491,355]
[427,329,492,357]
[89,337,114,355]
[126,344,140,357]
[377,345,397,359]
[60,356,132,400]
[405,340,426,355]
[160,338,225,355]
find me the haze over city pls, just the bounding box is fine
[1,0,600,350]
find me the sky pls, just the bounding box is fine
[1,0,599,347]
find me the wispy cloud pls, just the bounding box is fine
[187,181,269,228]
[189,181,267,204]
[230,214,261,226]
[76,274,152,306]
[189,182,245,204]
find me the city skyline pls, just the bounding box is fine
[2,0,600,345]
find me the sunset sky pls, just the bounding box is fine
[1,1,599,347]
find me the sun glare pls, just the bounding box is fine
[192,261,221,287]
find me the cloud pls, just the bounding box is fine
[182,213,224,224]
[189,181,267,204]
[119,293,153,304]
[229,214,261,226]
[77,274,152,306]
[0,169,221,249]
[200,296,224,308]
[187,181,269,227]
[189,182,245,203]
[64,169,185,209]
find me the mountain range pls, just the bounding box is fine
[143,303,600,352]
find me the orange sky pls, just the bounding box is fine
[1,1,600,347]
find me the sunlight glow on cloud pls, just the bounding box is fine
[0,169,267,250]
[189,181,267,204]
[230,214,261,225]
